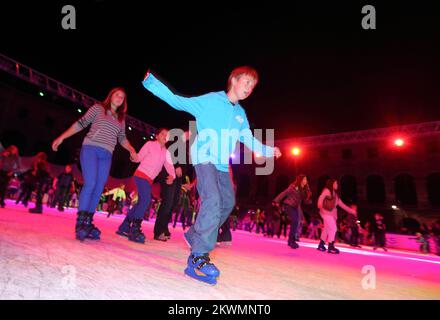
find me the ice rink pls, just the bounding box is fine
[1,201,439,300]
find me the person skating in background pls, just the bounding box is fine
[431,220,440,256]
[29,152,51,214]
[116,128,175,243]
[6,174,20,200]
[0,145,21,208]
[307,215,323,240]
[255,208,266,235]
[317,178,357,254]
[173,174,194,230]
[154,166,177,241]
[98,187,109,212]
[142,66,281,285]
[372,213,388,251]
[273,174,312,249]
[52,87,138,241]
[277,206,288,239]
[50,165,75,212]
[347,204,361,248]
[105,184,127,217]
[230,205,239,231]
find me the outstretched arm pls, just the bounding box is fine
[52,104,100,151]
[273,185,291,204]
[338,198,357,215]
[142,71,206,118]
[239,115,281,158]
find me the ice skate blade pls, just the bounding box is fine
[115,230,129,238]
[184,268,217,286]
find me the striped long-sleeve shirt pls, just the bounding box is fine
[76,104,127,153]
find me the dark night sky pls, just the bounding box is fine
[2,1,440,139]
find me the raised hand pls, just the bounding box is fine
[274,147,282,159]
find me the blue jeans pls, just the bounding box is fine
[127,176,152,220]
[78,145,112,213]
[285,205,300,243]
[185,163,235,254]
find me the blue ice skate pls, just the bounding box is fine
[116,216,131,237]
[75,211,100,241]
[184,253,220,285]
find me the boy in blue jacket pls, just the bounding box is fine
[142,66,281,284]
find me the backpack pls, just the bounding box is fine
[323,194,337,211]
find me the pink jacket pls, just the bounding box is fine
[136,141,175,181]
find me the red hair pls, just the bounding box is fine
[227,66,259,91]
[101,87,127,122]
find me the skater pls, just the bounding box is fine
[217,217,232,247]
[0,145,21,208]
[307,216,323,240]
[173,175,194,230]
[116,128,175,243]
[317,179,357,254]
[51,165,75,212]
[105,184,126,217]
[255,208,266,234]
[273,174,312,249]
[230,205,239,231]
[348,204,361,248]
[29,152,51,214]
[170,130,195,232]
[277,207,288,239]
[372,213,388,251]
[154,166,178,241]
[52,87,138,241]
[142,66,281,285]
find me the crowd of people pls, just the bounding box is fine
[1,146,439,256]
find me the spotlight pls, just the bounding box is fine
[391,205,398,210]
[128,126,132,131]
[291,147,301,156]
[394,139,404,147]
[39,91,45,97]
[77,108,82,113]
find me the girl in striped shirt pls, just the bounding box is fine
[52,88,137,241]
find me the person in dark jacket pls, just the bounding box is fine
[51,165,75,211]
[29,152,51,214]
[273,174,312,249]
[372,213,387,251]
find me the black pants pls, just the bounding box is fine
[154,180,176,238]
[0,170,11,206]
[350,225,359,246]
[374,231,386,247]
[217,217,232,242]
[278,221,288,238]
[33,180,47,210]
[16,183,34,206]
[52,186,69,208]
